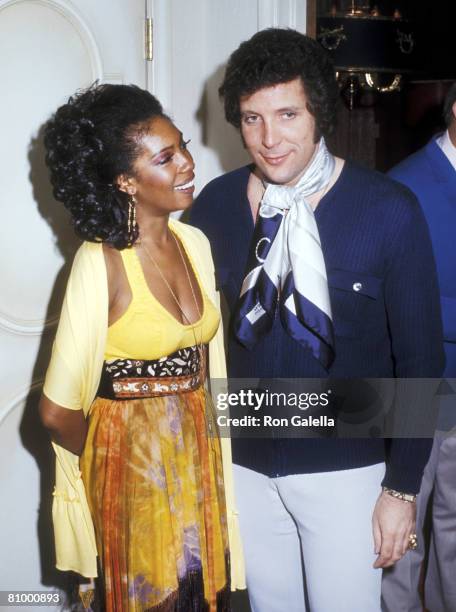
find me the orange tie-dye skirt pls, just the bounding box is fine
[80,353,230,611]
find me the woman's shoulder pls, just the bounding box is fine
[66,241,107,291]
[170,219,216,287]
[71,240,105,268]
[170,218,210,249]
[74,240,104,257]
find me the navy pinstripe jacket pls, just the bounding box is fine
[190,161,445,493]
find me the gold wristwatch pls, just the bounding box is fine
[382,486,417,503]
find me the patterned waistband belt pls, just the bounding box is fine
[97,345,205,400]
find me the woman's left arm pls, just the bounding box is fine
[39,394,88,455]
[41,243,109,446]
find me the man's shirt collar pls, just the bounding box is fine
[437,130,456,172]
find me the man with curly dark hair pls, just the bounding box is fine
[191,29,444,611]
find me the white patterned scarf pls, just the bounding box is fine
[233,137,335,369]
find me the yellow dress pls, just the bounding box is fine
[79,238,230,611]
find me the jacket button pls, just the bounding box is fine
[353,282,362,292]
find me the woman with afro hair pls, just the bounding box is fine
[39,83,243,611]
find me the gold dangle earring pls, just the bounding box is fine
[127,192,137,240]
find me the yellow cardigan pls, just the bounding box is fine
[43,219,245,589]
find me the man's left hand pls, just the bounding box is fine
[372,490,416,568]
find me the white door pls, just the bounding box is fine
[0,0,149,607]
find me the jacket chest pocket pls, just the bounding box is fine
[328,269,383,338]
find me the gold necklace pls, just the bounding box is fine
[172,233,203,320]
[141,232,201,325]
[140,231,205,366]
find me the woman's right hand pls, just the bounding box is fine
[39,394,88,455]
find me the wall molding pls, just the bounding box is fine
[0,0,104,336]
[0,379,42,426]
[0,0,103,80]
[0,312,58,336]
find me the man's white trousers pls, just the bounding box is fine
[233,462,385,612]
